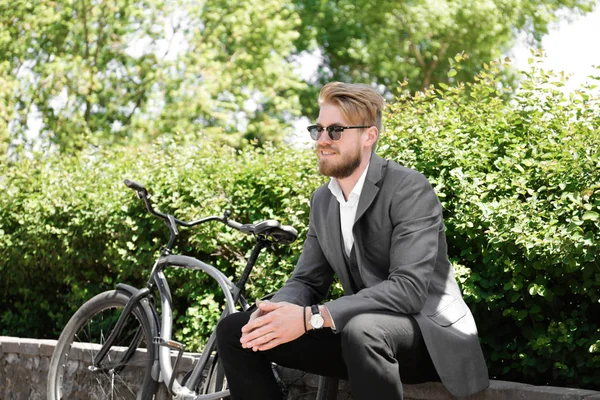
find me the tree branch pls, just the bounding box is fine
[394,10,426,69]
[421,41,449,89]
[94,2,107,66]
[409,42,426,69]
[80,0,90,60]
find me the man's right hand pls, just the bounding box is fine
[239,301,307,351]
[247,299,272,324]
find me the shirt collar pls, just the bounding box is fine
[328,163,370,204]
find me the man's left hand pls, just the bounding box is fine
[240,301,305,351]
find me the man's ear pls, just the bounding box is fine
[364,126,379,149]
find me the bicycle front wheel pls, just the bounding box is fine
[201,354,228,395]
[199,359,307,399]
[47,290,158,400]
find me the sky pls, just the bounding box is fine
[510,6,600,90]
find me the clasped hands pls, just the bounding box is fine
[240,300,305,352]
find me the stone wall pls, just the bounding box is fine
[2,336,600,400]
[0,336,195,400]
[0,337,56,400]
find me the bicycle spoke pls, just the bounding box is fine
[48,291,156,400]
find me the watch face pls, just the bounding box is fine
[310,313,325,329]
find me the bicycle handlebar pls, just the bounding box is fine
[124,179,147,194]
[123,179,298,244]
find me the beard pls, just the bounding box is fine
[317,145,362,179]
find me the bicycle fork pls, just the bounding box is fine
[92,284,153,370]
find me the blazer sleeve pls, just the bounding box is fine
[325,172,442,330]
[270,194,335,306]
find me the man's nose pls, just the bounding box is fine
[316,129,332,144]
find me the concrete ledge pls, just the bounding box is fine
[280,368,600,400]
[291,375,600,400]
[400,380,600,400]
[1,336,599,399]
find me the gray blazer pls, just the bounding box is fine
[272,153,489,397]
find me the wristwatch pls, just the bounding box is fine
[309,305,324,330]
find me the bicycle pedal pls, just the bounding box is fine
[153,337,186,351]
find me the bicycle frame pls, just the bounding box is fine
[93,235,270,400]
[89,180,293,399]
[154,255,236,399]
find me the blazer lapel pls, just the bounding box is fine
[327,196,345,266]
[354,153,386,224]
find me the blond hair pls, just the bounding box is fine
[318,82,384,149]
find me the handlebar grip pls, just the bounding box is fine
[225,219,254,234]
[124,179,148,194]
[226,219,243,231]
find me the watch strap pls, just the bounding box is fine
[303,306,308,334]
[311,304,320,316]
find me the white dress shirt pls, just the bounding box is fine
[327,164,370,257]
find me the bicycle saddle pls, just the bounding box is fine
[243,220,298,244]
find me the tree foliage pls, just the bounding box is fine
[146,0,305,145]
[293,0,596,116]
[0,0,305,153]
[1,0,597,153]
[0,0,167,151]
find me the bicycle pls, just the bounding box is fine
[47,179,300,400]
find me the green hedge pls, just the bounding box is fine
[1,63,599,389]
[379,61,600,388]
[0,140,325,349]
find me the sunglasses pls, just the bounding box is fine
[307,125,373,141]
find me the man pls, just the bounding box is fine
[216,82,489,399]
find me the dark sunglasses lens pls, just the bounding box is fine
[308,126,321,140]
[327,126,343,141]
[308,126,345,141]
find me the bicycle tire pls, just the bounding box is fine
[200,355,308,399]
[153,354,228,399]
[153,345,308,399]
[201,354,228,395]
[47,290,158,400]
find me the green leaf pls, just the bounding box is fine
[516,310,528,320]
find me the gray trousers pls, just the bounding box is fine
[216,310,440,400]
